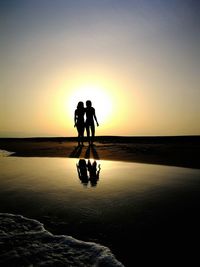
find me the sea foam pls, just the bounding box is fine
[0,213,124,267]
[0,149,15,157]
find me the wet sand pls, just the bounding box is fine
[0,136,200,169]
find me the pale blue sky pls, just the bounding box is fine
[1,0,200,136]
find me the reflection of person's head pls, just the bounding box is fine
[88,160,96,173]
[77,101,84,109]
[86,100,92,108]
[78,159,87,169]
[93,161,97,169]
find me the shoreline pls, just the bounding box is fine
[0,135,200,169]
[0,213,124,267]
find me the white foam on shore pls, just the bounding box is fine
[0,213,124,267]
[0,149,15,157]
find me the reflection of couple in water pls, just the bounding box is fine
[74,100,99,146]
[76,159,101,187]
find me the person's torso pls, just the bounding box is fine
[86,107,95,122]
[76,109,85,122]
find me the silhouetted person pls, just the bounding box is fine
[76,159,88,187]
[87,159,101,187]
[74,101,85,146]
[85,100,99,145]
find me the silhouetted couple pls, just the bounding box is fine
[76,159,101,187]
[74,100,99,146]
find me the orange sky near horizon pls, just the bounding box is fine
[1,1,200,137]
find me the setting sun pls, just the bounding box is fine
[67,85,114,125]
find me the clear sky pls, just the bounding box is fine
[1,0,200,137]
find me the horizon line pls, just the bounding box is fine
[0,135,200,139]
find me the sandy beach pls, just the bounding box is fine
[0,136,200,169]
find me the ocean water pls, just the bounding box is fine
[0,213,123,267]
[0,156,200,266]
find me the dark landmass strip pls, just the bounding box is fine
[0,135,200,169]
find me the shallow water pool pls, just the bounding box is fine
[0,157,200,266]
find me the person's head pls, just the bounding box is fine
[86,100,92,107]
[77,101,84,109]
[78,159,87,168]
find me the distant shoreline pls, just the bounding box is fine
[0,135,199,142]
[0,135,200,169]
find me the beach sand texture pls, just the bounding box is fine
[0,136,199,169]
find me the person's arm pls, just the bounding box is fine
[74,110,77,127]
[93,109,99,126]
[76,164,81,178]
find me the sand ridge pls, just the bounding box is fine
[0,136,199,169]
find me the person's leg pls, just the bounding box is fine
[85,124,90,145]
[77,125,82,146]
[91,123,95,144]
[77,132,81,146]
[80,126,85,145]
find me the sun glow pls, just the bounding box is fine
[67,85,113,125]
[55,76,128,136]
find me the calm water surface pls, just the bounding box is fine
[0,157,200,266]
[0,157,199,217]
